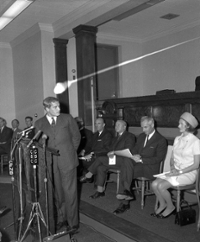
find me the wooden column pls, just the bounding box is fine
[73,25,98,126]
[53,38,69,113]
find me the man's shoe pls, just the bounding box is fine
[113,203,130,215]
[89,191,105,199]
[116,190,135,201]
[79,175,93,183]
[66,225,79,235]
[56,221,67,231]
[0,206,7,214]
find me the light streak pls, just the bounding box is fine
[54,36,200,94]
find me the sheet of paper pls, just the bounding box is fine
[114,149,133,158]
[153,171,170,178]
[109,155,116,165]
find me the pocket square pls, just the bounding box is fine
[97,139,102,141]
[150,146,155,148]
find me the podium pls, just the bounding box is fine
[13,139,59,240]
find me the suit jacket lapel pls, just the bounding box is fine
[112,131,125,149]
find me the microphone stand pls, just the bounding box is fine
[3,134,26,241]
[19,143,48,242]
[42,137,50,238]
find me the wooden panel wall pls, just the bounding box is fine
[98,91,200,129]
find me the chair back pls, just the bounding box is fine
[162,145,173,172]
[195,167,200,198]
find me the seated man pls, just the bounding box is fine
[24,116,35,139]
[131,116,167,180]
[75,117,93,155]
[11,119,22,142]
[79,117,113,174]
[113,116,168,214]
[80,120,136,207]
[0,118,13,156]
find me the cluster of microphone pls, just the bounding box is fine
[17,126,48,148]
[8,128,48,176]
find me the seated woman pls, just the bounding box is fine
[151,112,200,218]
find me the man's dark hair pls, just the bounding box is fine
[43,97,59,109]
[25,116,33,121]
[12,119,19,124]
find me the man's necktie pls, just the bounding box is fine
[51,117,56,126]
[144,135,149,147]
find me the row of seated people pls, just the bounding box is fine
[79,112,200,219]
[0,116,35,159]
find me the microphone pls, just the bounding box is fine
[18,126,34,136]
[27,130,42,148]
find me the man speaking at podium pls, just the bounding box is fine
[34,96,81,233]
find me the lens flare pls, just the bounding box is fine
[54,36,200,94]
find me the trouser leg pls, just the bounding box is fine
[60,167,78,228]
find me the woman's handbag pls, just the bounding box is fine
[175,201,196,226]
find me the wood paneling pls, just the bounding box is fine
[98,91,200,128]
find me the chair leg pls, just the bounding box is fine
[141,180,145,209]
[196,190,200,231]
[116,173,120,194]
[1,157,3,174]
[197,216,200,232]
[177,190,181,212]
[134,180,140,194]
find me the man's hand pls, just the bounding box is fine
[167,168,180,176]
[79,149,85,156]
[84,152,94,162]
[132,154,142,163]
[107,151,115,158]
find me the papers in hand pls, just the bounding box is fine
[153,171,170,178]
[78,156,86,160]
[114,149,133,158]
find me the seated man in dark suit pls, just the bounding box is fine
[79,117,113,173]
[23,116,35,140]
[75,117,93,156]
[0,118,13,156]
[131,116,167,180]
[80,120,136,206]
[113,116,167,214]
[11,119,22,142]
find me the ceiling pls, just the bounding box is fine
[0,0,200,44]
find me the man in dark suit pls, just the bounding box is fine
[75,117,93,156]
[80,120,136,202]
[24,116,35,139]
[11,119,22,142]
[79,117,113,173]
[34,97,80,233]
[113,116,167,214]
[0,118,13,156]
[131,116,167,180]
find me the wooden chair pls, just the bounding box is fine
[105,168,120,194]
[0,154,9,174]
[134,145,173,209]
[171,168,200,231]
